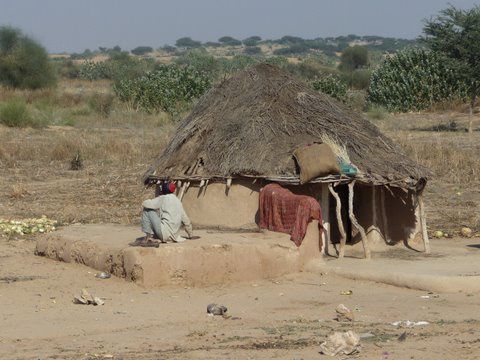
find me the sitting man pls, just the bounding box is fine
[140,182,193,246]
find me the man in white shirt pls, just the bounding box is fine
[139,182,193,246]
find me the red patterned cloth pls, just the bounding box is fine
[259,183,322,246]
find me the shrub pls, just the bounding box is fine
[0,26,56,89]
[273,43,309,55]
[366,105,388,120]
[218,36,242,46]
[113,64,211,115]
[175,37,202,48]
[312,74,348,101]
[131,46,153,55]
[88,93,114,117]
[79,55,154,81]
[339,46,369,72]
[368,49,468,112]
[0,100,46,128]
[175,50,221,77]
[244,46,262,55]
[349,69,372,90]
[243,36,262,46]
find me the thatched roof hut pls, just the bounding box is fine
[145,63,428,189]
[144,64,431,259]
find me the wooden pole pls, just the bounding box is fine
[380,186,390,244]
[368,186,382,244]
[417,194,430,254]
[348,181,371,259]
[321,183,330,256]
[329,184,347,259]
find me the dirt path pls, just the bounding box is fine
[1,237,480,359]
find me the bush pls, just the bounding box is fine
[367,49,468,112]
[113,64,211,115]
[0,100,46,128]
[131,46,153,55]
[175,50,221,78]
[311,74,348,101]
[243,36,261,46]
[218,36,242,46]
[339,46,369,72]
[366,105,388,120]
[79,54,154,81]
[244,46,262,55]
[0,26,56,89]
[175,37,202,48]
[88,93,114,117]
[348,69,372,90]
[273,43,309,55]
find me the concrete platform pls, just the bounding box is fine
[315,238,480,293]
[35,224,321,287]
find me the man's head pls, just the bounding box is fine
[161,182,176,195]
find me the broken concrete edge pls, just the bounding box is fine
[304,260,480,294]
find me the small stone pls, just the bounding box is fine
[461,227,473,238]
[335,304,355,322]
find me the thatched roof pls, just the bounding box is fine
[145,64,429,187]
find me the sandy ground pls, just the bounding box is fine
[1,237,480,359]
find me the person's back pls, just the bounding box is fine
[159,193,191,241]
[139,182,193,245]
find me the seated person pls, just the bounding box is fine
[140,182,193,245]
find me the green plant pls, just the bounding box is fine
[88,93,114,117]
[339,46,369,72]
[422,5,480,132]
[349,69,372,90]
[131,46,153,55]
[0,26,56,89]
[113,64,211,115]
[175,37,202,48]
[366,105,388,120]
[0,100,46,128]
[312,74,348,101]
[244,46,262,55]
[367,49,468,112]
[243,36,262,46]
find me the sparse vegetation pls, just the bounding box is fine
[312,74,348,101]
[0,99,46,128]
[113,64,211,114]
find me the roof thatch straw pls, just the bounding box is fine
[145,64,429,187]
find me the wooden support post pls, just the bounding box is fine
[380,186,390,244]
[321,183,330,256]
[368,186,382,244]
[418,194,430,254]
[329,184,347,259]
[348,181,371,259]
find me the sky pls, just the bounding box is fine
[0,0,478,53]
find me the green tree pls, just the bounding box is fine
[243,36,262,46]
[175,37,202,48]
[339,46,369,72]
[131,46,153,55]
[423,5,480,132]
[218,36,242,46]
[0,26,56,89]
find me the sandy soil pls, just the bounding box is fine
[1,237,480,359]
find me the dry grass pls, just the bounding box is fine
[1,80,479,234]
[375,111,480,232]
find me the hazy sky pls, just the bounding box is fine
[0,0,478,53]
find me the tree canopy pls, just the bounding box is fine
[338,46,369,72]
[422,5,480,123]
[175,37,202,48]
[0,26,56,89]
